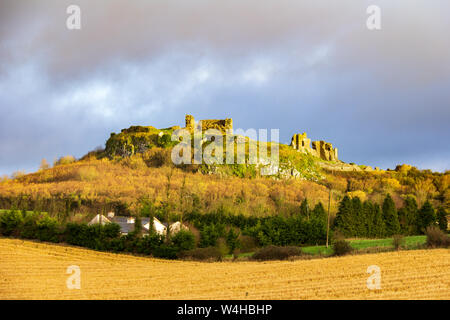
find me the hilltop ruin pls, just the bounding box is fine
[290,132,338,161]
[185,114,233,134]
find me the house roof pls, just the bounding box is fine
[111,216,151,234]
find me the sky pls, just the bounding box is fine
[0,0,449,176]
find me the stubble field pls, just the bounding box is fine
[0,238,448,300]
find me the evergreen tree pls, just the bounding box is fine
[382,194,400,236]
[417,201,436,233]
[333,196,354,237]
[226,228,241,254]
[437,207,448,232]
[351,197,365,237]
[133,215,142,236]
[371,203,385,238]
[299,199,309,220]
[312,202,327,222]
[398,196,418,235]
[362,201,374,237]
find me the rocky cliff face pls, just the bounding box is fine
[105,126,176,158]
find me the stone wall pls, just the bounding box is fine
[185,114,233,133]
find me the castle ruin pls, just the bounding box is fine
[183,115,337,161]
[185,114,233,134]
[291,132,338,161]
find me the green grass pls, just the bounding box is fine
[0,209,47,215]
[229,235,427,258]
[301,235,426,255]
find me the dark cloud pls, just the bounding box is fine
[0,0,449,175]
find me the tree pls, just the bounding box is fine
[351,197,365,237]
[171,230,195,251]
[226,228,241,254]
[437,207,448,232]
[312,202,327,222]
[417,201,436,233]
[39,159,50,170]
[333,196,353,237]
[299,199,309,220]
[398,196,418,235]
[133,215,142,237]
[371,203,385,238]
[382,194,400,236]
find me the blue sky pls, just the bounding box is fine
[0,0,449,175]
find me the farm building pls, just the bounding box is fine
[88,212,187,236]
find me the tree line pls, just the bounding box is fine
[334,194,447,238]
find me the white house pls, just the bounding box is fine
[143,217,167,235]
[88,213,187,236]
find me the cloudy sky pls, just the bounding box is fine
[0,0,449,175]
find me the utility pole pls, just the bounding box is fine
[326,186,332,248]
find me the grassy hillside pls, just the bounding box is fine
[0,124,448,223]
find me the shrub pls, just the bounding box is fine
[76,166,99,181]
[252,245,302,261]
[64,223,90,247]
[392,234,404,250]
[216,238,229,261]
[425,226,450,248]
[332,239,352,256]
[0,210,24,236]
[177,247,223,261]
[11,171,26,179]
[143,148,172,167]
[134,233,164,254]
[35,215,61,243]
[239,235,258,253]
[64,223,121,250]
[152,244,179,259]
[171,230,196,251]
[20,212,40,239]
[54,155,76,166]
[121,156,147,170]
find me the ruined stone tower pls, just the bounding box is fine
[185,114,233,134]
[290,132,338,161]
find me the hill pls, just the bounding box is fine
[0,117,448,220]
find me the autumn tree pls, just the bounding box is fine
[39,159,50,170]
